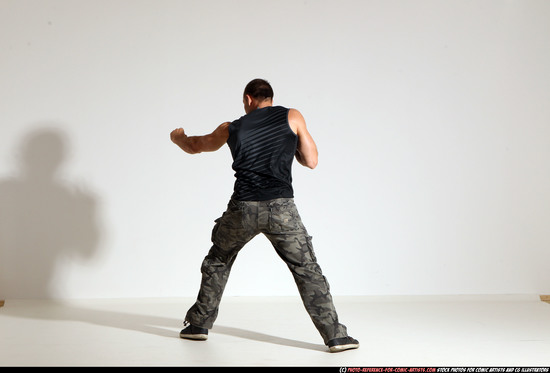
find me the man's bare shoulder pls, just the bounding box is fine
[288,108,304,119]
[288,108,306,134]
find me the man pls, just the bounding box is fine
[170,79,359,353]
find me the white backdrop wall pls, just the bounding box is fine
[1,0,549,299]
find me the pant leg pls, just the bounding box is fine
[262,199,348,344]
[185,200,258,328]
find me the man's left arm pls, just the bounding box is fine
[170,122,230,154]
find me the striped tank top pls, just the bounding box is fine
[227,106,298,201]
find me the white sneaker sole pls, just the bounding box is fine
[329,342,359,353]
[179,333,208,341]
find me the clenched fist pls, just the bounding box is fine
[170,128,187,144]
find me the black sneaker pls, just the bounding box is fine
[179,321,208,341]
[327,336,360,352]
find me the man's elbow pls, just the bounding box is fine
[176,141,201,154]
[296,150,318,169]
[305,158,318,169]
[184,138,203,154]
[185,148,201,155]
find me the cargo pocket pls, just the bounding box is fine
[305,235,317,262]
[211,216,223,245]
[211,200,248,250]
[269,202,300,232]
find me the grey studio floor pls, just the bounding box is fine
[1,295,549,367]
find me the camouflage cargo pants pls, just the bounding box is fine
[185,198,348,344]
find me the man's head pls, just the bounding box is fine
[243,79,274,114]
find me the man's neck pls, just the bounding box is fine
[256,100,272,110]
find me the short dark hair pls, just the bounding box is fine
[243,79,274,101]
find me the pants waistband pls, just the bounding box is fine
[231,197,294,207]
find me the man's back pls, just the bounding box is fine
[227,106,297,201]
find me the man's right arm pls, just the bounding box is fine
[170,122,230,154]
[289,109,318,169]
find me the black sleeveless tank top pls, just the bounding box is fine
[227,106,298,201]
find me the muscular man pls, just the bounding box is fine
[170,79,359,353]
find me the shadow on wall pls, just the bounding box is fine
[0,127,102,299]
